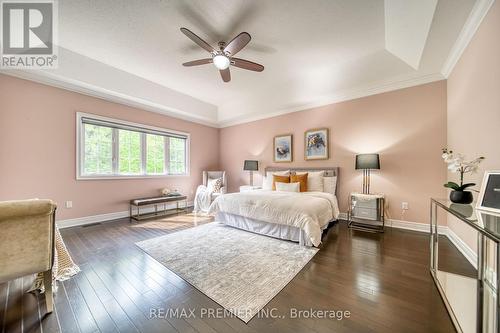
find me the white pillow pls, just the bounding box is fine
[323,176,337,194]
[296,171,324,192]
[275,182,300,192]
[262,170,290,190]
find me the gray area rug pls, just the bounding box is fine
[136,222,318,322]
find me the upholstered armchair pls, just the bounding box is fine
[202,171,227,201]
[0,199,57,313]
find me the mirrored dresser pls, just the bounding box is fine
[430,198,500,333]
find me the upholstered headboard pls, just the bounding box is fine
[264,167,339,194]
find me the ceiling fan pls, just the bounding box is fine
[180,27,264,83]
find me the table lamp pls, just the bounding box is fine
[355,154,380,194]
[243,160,259,186]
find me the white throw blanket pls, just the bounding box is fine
[29,228,80,293]
[193,185,213,213]
[208,190,340,246]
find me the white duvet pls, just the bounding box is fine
[208,190,340,246]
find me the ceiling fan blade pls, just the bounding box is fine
[220,68,231,82]
[182,58,212,66]
[224,32,251,56]
[180,27,214,53]
[231,58,264,72]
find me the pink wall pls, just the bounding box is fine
[219,81,448,224]
[0,75,449,225]
[446,0,500,252]
[0,74,219,220]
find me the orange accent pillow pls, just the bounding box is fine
[272,175,290,190]
[290,173,308,192]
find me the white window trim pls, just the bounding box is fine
[76,112,190,180]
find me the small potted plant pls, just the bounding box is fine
[442,148,485,204]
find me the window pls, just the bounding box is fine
[83,124,113,174]
[169,137,186,175]
[119,129,142,174]
[77,113,189,178]
[146,134,165,174]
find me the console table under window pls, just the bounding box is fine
[430,199,500,333]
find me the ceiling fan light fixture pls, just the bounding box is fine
[180,28,264,82]
[213,54,230,70]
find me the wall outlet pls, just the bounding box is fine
[65,201,73,209]
[402,202,409,210]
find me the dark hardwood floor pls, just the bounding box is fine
[0,215,475,333]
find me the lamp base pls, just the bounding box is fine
[362,169,371,194]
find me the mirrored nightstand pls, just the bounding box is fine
[348,192,385,232]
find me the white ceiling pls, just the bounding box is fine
[3,0,480,127]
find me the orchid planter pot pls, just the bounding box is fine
[450,190,473,204]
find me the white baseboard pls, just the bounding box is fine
[57,201,194,229]
[444,227,478,269]
[337,212,447,234]
[338,212,477,268]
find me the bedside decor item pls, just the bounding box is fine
[243,160,259,186]
[477,171,500,214]
[355,153,380,194]
[305,128,328,160]
[442,148,485,204]
[274,134,293,162]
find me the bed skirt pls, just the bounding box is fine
[215,212,330,247]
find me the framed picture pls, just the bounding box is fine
[477,171,500,214]
[304,128,329,160]
[274,134,293,162]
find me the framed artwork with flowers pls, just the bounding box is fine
[305,128,329,160]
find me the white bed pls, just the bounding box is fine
[208,167,340,247]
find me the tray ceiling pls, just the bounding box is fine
[1,0,482,127]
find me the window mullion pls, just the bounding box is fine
[81,124,86,176]
[184,138,187,174]
[112,128,118,174]
[165,136,170,175]
[141,133,147,175]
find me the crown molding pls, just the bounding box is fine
[217,72,444,128]
[441,0,495,78]
[3,69,444,129]
[0,70,220,128]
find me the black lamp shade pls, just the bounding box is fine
[243,160,259,171]
[355,154,380,170]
